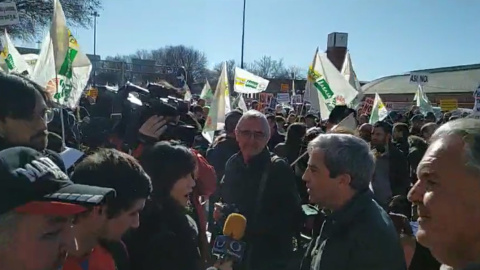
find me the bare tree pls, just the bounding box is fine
[150,45,208,85]
[213,59,236,81]
[287,65,306,80]
[130,49,152,60]
[2,0,102,41]
[249,56,288,79]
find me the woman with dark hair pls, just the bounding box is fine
[274,123,307,164]
[124,141,201,270]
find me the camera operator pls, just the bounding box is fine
[0,73,66,171]
[107,83,201,157]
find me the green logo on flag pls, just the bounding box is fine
[245,80,258,89]
[54,31,78,103]
[314,79,334,100]
[5,54,15,70]
[308,67,334,100]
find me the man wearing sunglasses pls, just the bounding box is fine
[0,73,64,170]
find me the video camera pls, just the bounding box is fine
[111,82,198,148]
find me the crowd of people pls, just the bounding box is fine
[0,71,479,270]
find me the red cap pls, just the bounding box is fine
[14,201,87,216]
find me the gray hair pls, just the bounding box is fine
[0,212,22,249]
[308,133,375,191]
[236,110,271,138]
[430,118,480,174]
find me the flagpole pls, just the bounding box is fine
[240,0,246,69]
[92,11,99,87]
[55,76,66,148]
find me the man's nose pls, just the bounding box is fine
[302,170,309,183]
[131,213,140,229]
[408,180,425,203]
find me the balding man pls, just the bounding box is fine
[358,123,373,142]
[420,122,438,142]
[408,118,480,270]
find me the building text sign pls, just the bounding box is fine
[0,2,19,27]
[409,73,429,85]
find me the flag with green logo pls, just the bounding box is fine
[31,0,92,109]
[0,29,32,75]
[234,67,269,94]
[305,48,358,120]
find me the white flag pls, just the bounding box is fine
[331,113,357,132]
[32,0,92,109]
[184,84,192,101]
[341,51,362,108]
[202,62,231,143]
[416,85,433,114]
[369,93,388,124]
[234,67,269,94]
[1,29,32,75]
[306,48,358,120]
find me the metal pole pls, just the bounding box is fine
[93,11,98,87]
[240,0,246,69]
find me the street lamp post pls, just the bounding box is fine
[92,11,99,87]
[240,0,246,69]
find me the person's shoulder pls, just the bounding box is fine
[225,152,241,167]
[270,153,290,168]
[355,199,399,241]
[348,200,405,263]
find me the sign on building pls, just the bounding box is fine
[280,83,290,93]
[0,2,19,27]
[439,99,458,112]
[409,73,429,85]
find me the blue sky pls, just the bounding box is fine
[21,0,480,81]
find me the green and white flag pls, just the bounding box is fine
[32,0,92,108]
[306,48,358,120]
[0,29,32,75]
[369,93,388,124]
[232,94,248,112]
[200,79,214,105]
[234,67,269,94]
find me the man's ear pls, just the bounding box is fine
[337,173,352,188]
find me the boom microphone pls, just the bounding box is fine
[212,213,247,262]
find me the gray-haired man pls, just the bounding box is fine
[408,118,480,270]
[300,133,406,270]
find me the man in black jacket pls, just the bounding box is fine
[220,110,301,270]
[301,133,406,270]
[371,121,410,207]
[0,73,66,171]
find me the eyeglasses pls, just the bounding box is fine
[35,108,55,123]
[237,129,267,140]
